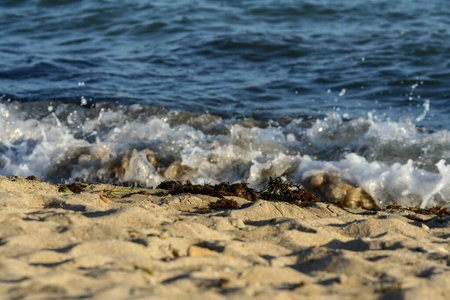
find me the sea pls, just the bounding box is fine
[1,0,449,208]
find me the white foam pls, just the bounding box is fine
[296,154,450,208]
[123,153,164,187]
[415,99,430,122]
[1,102,449,207]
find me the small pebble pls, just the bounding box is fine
[230,218,245,229]
[421,223,430,231]
[159,231,170,239]
[338,274,349,285]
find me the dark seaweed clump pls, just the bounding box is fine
[157,177,449,215]
[157,177,319,206]
[157,180,258,201]
[259,177,320,206]
[58,183,88,193]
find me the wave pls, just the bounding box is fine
[1,100,449,208]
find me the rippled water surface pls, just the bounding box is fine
[2,0,449,124]
[1,0,449,207]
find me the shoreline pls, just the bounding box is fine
[0,175,449,299]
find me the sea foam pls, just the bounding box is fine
[1,101,449,208]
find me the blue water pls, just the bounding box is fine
[1,0,450,207]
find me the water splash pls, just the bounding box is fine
[1,101,449,208]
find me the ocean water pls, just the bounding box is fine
[1,0,449,208]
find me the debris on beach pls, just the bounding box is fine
[157,180,258,201]
[259,177,320,207]
[157,177,319,207]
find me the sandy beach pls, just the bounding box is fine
[0,175,449,299]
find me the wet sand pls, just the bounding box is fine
[0,175,449,299]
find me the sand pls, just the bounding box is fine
[0,175,449,300]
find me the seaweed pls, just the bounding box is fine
[58,183,88,193]
[259,177,320,206]
[386,204,449,217]
[157,177,319,207]
[157,180,258,201]
[213,199,239,209]
[157,180,184,191]
[101,186,148,198]
[198,199,240,211]
[26,175,42,182]
[54,177,449,216]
